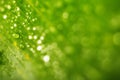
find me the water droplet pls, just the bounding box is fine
[28,35,32,39]
[37,45,42,51]
[32,19,35,22]
[22,22,25,25]
[40,36,44,40]
[30,48,35,53]
[6,5,11,10]
[33,35,38,40]
[33,27,36,31]
[37,40,42,44]
[10,26,14,29]
[16,7,20,11]
[12,33,19,38]
[43,55,50,62]
[13,23,17,27]
[27,5,30,8]
[25,43,30,48]
[26,44,30,47]
[13,0,16,3]
[27,27,30,30]
[17,12,21,17]
[3,15,7,19]
[19,44,25,49]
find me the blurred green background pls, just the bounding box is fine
[0,0,120,80]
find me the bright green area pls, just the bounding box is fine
[0,0,120,80]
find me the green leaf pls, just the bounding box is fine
[0,0,120,80]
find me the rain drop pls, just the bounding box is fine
[43,55,50,62]
[28,35,32,39]
[37,45,42,51]
[12,33,19,38]
[3,15,7,19]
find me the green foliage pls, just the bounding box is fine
[0,0,120,80]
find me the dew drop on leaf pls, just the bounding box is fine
[3,15,7,19]
[12,33,19,38]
